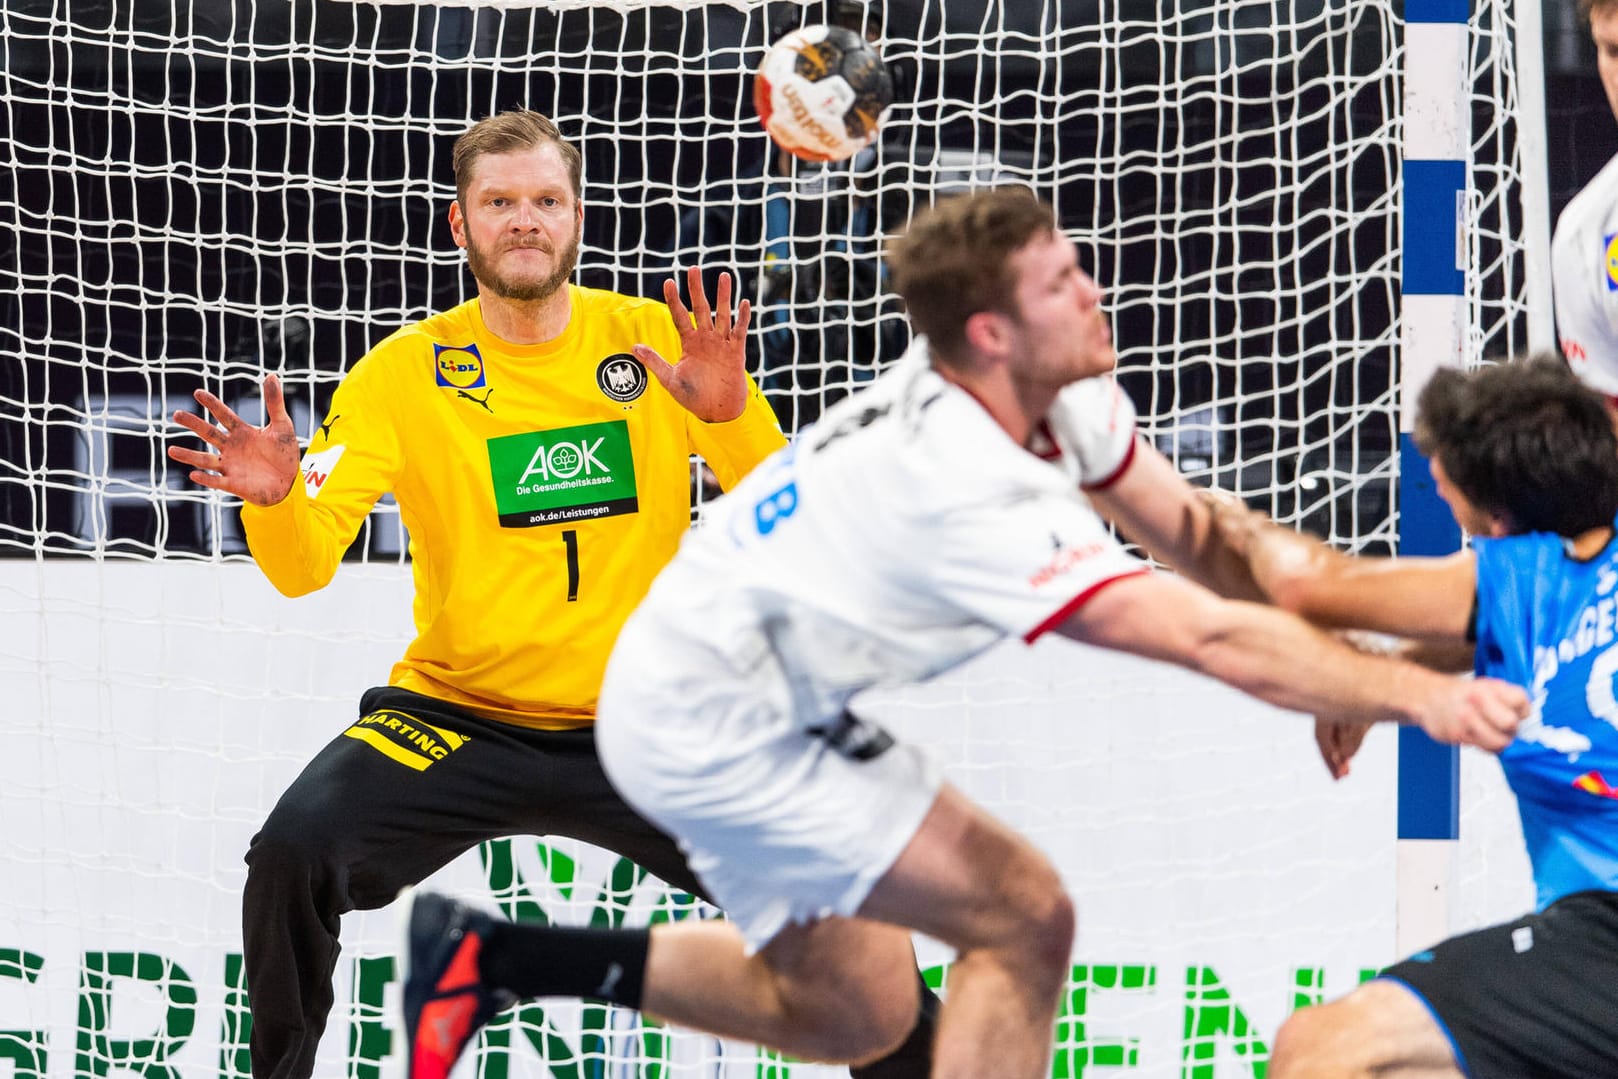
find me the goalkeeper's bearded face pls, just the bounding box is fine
[452,144,583,303]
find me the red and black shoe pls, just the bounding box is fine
[401,890,517,1079]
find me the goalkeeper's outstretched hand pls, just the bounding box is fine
[169,373,300,507]
[635,265,751,424]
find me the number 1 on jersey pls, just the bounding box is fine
[562,529,580,601]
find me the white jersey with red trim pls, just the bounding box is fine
[1552,152,1618,396]
[628,336,1147,730]
[595,336,1148,947]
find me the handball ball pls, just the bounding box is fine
[754,24,895,162]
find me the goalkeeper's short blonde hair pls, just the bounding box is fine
[453,110,583,206]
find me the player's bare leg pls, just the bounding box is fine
[403,895,920,1078]
[857,784,1076,1079]
[404,783,1070,1078]
[1268,980,1464,1079]
[641,917,921,1065]
[645,783,1073,1077]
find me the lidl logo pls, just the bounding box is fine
[434,343,487,389]
[1604,234,1618,292]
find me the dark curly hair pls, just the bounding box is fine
[1580,0,1618,24]
[1413,353,1618,536]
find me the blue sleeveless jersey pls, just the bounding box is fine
[1473,525,1618,908]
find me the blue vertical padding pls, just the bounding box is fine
[1405,0,1470,22]
[1395,418,1463,841]
[1396,432,1462,556]
[1399,0,1467,843]
[1398,725,1461,839]
[1402,160,1466,296]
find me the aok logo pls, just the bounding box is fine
[433,342,487,389]
[487,420,637,526]
[517,437,610,486]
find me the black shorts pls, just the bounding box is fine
[1379,889,1618,1078]
[321,684,709,902]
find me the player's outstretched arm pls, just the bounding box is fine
[1202,489,1478,643]
[1304,630,1472,779]
[167,373,300,507]
[635,265,752,424]
[1083,440,1267,602]
[1055,572,1525,752]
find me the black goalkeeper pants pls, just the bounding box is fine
[242,686,937,1079]
[243,685,710,1079]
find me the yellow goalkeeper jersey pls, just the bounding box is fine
[242,287,786,729]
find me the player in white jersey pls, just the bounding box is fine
[399,188,1527,1079]
[595,343,1146,953]
[1551,0,1618,396]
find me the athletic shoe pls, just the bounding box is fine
[400,890,517,1079]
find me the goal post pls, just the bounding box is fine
[0,0,1545,1074]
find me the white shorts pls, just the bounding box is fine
[596,605,942,952]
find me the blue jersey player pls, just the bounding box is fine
[1209,352,1618,1079]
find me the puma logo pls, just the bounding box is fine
[457,388,495,413]
[318,414,341,441]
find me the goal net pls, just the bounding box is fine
[0,0,1540,1075]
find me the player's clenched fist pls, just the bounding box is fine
[1415,676,1527,753]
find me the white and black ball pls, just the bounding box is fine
[754,24,895,162]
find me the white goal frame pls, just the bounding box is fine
[0,1,1548,1075]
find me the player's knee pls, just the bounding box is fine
[997,852,1076,983]
[1027,883,1077,988]
[1267,1006,1319,1078]
[867,951,926,1049]
[839,980,920,1066]
[244,800,340,884]
[799,970,919,1061]
[773,934,919,1062]
[1279,980,1449,1079]
[1268,1002,1359,1079]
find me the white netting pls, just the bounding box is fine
[1,0,1537,1075]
